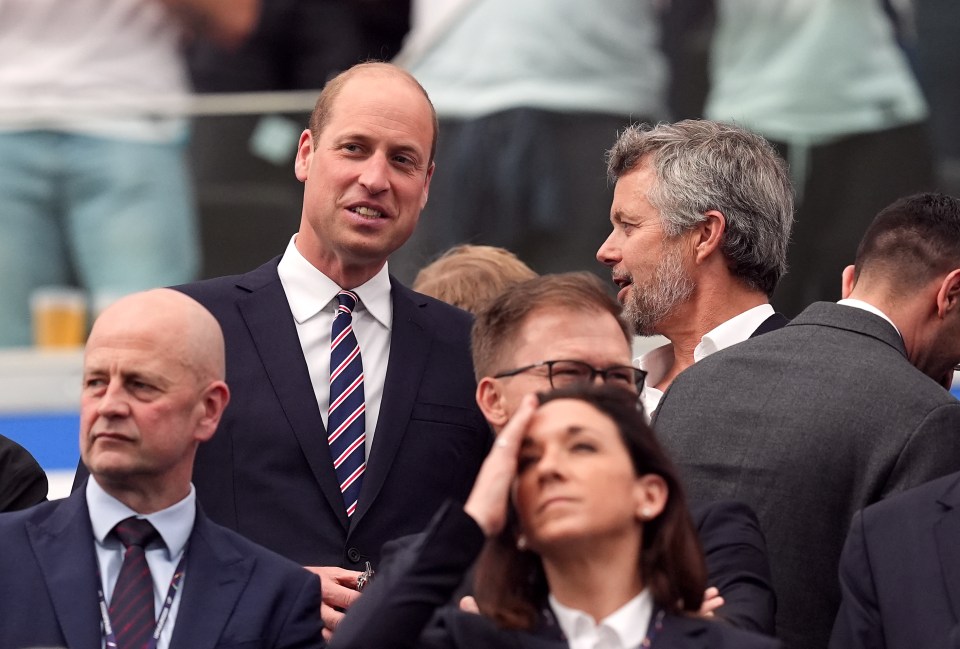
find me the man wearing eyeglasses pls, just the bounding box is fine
[463,271,776,635]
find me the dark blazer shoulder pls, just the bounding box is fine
[862,469,960,525]
[0,434,48,511]
[175,257,283,307]
[390,280,474,331]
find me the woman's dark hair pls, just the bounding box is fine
[473,384,707,629]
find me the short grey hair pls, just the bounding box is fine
[607,120,794,296]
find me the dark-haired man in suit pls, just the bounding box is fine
[655,192,960,649]
[2,289,322,649]
[596,120,794,416]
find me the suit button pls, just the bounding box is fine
[347,547,361,563]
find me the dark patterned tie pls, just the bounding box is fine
[329,290,366,517]
[110,517,160,649]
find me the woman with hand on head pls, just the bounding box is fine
[330,385,779,648]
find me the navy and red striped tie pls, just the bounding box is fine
[329,290,366,517]
[110,517,159,649]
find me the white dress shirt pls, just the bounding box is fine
[277,235,393,455]
[87,479,194,649]
[638,304,776,415]
[550,589,653,649]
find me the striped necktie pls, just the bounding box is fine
[110,517,160,649]
[329,290,366,517]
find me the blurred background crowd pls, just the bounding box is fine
[0,0,956,346]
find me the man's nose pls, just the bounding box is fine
[97,382,130,417]
[596,231,620,266]
[358,153,390,194]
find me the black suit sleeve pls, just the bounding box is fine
[829,510,885,649]
[0,435,47,511]
[692,500,777,635]
[330,502,486,649]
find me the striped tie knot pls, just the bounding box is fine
[336,290,359,316]
[114,517,159,550]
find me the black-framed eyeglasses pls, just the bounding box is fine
[493,359,647,391]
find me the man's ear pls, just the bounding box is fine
[420,161,435,210]
[476,377,509,429]
[195,381,230,443]
[936,269,960,318]
[693,210,726,264]
[294,130,313,182]
[841,265,857,299]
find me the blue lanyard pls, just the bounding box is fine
[97,551,187,649]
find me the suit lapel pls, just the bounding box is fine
[934,477,960,622]
[170,511,254,649]
[236,262,348,529]
[350,281,432,530]
[27,490,103,649]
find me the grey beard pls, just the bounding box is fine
[624,247,695,337]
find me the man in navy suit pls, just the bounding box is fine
[175,62,490,638]
[0,289,322,649]
[831,470,960,649]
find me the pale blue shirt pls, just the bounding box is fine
[87,478,194,649]
[277,234,393,456]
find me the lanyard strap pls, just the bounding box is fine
[640,608,665,648]
[98,551,188,649]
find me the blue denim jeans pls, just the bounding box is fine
[0,131,200,346]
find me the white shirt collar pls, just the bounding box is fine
[837,298,901,337]
[694,303,775,361]
[86,478,195,560]
[549,590,653,649]
[636,304,775,417]
[277,235,393,330]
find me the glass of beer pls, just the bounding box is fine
[30,286,88,349]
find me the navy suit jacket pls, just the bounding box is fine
[175,258,491,569]
[331,502,780,649]
[831,471,960,649]
[690,500,776,635]
[0,486,322,649]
